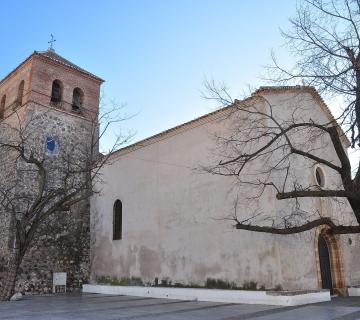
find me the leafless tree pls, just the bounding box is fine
[203,0,360,235]
[0,101,133,301]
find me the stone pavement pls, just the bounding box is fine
[0,293,359,320]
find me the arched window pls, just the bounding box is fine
[17,80,24,106]
[72,87,84,113]
[315,166,325,187]
[51,80,62,103]
[113,199,122,240]
[0,95,5,119]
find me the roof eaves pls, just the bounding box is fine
[108,96,256,160]
[34,50,104,83]
[253,86,351,147]
[0,52,35,86]
[109,86,351,160]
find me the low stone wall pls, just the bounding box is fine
[82,284,331,306]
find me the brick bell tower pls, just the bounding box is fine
[0,48,103,294]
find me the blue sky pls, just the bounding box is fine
[1,0,298,150]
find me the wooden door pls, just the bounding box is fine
[318,235,333,294]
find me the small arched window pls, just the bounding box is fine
[315,166,325,188]
[17,80,24,106]
[72,88,84,113]
[113,199,122,240]
[0,95,6,119]
[51,80,62,103]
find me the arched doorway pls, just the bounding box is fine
[315,228,346,295]
[318,235,333,293]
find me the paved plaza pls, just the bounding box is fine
[0,293,359,320]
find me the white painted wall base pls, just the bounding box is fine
[82,285,330,306]
[348,287,360,296]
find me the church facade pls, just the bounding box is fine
[90,87,360,295]
[0,51,359,296]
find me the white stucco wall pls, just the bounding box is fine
[90,89,360,290]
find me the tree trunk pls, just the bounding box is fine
[0,251,21,301]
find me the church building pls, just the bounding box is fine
[0,50,359,296]
[90,87,360,296]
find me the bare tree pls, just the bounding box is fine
[203,0,360,235]
[0,101,133,301]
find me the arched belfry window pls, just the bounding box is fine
[17,80,24,106]
[51,80,62,103]
[72,87,84,113]
[113,200,122,240]
[0,95,6,119]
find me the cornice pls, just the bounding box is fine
[109,86,351,160]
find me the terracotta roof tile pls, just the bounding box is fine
[35,49,104,82]
[0,50,104,85]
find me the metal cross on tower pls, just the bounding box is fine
[48,34,56,51]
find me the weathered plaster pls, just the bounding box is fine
[90,89,360,291]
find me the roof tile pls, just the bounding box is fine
[35,49,104,82]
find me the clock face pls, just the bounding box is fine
[45,136,59,155]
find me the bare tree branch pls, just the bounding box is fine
[202,0,360,236]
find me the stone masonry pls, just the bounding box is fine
[0,49,103,294]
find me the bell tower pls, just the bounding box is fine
[0,48,103,294]
[0,48,103,122]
